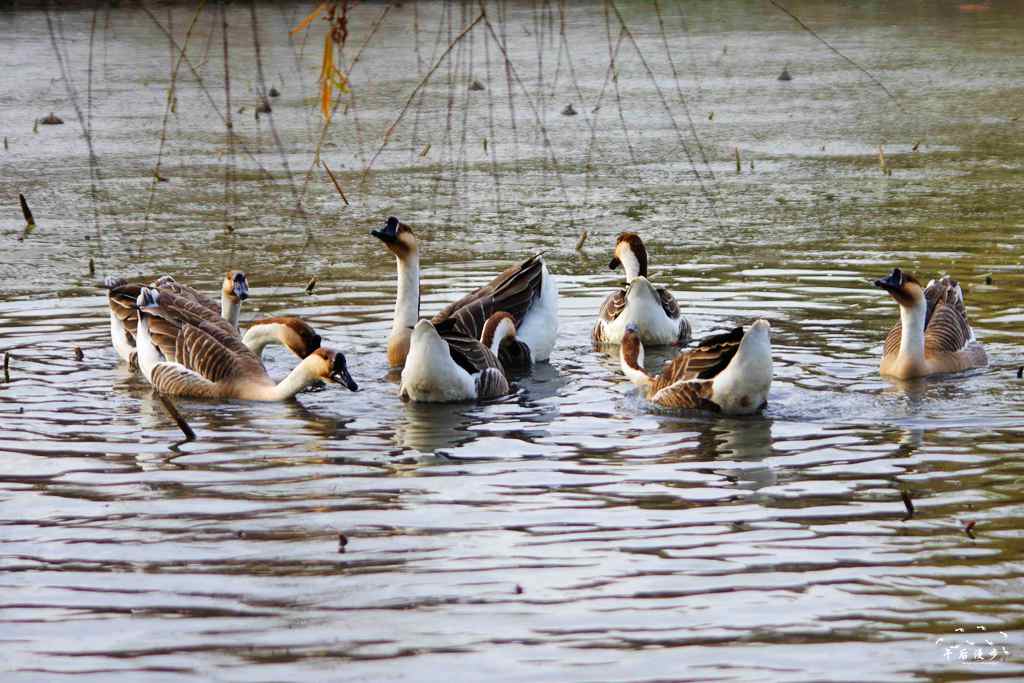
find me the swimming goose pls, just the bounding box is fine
[593,232,690,346]
[399,315,514,403]
[620,320,772,415]
[105,275,320,365]
[134,288,357,400]
[874,268,987,379]
[371,216,558,367]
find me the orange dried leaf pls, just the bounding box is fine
[290,2,328,36]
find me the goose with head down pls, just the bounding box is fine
[620,320,772,415]
[594,232,690,346]
[370,216,558,368]
[399,312,517,403]
[105,273,321,367]
[133,288,357,400]
[874,268,987,379]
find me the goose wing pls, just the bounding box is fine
[657,287,680,319]
[924,280,973,355]
[591,289,626,343]
[443,333,504,376]
[654,328,743,390]
[149,363,221,398]
[143,293,264,381]
[650,379,716,411]
[432,253,544,339]
[106,279,143,342]
[150,276,220,316]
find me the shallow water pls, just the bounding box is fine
[2,2,1024,681]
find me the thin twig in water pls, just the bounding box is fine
[321,160,350,205]
[900,488,914,521]
[19,194,35,226]
[3,353,10,383]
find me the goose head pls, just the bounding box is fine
[280,318,322,358]
[309,347,358,391]
[609,232,648,281]
[222,271,250,302]
[371,216,418,259]
[874,268,924,308]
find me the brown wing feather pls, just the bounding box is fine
[475,367,511,400]
[650,379,716,411]
[592,289,626,344]
[149,363,220,398]
[444,334,504,376]
[151,277,220,316]
[652,328,743,391]
[657,288,679,319]
[924,300,972,356]
[432,254,544,340]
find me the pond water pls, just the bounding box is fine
[1,1,1023,680]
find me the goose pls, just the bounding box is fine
[134,288,357,400]
[105,275,320,366]
[619,320,772,415]
[370,216,558,367]
[593,232,690,346]
[874,268,987,379]
[399,313,517,403]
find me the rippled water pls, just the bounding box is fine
[2,2,1024,681]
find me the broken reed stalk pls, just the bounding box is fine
[320,160,349,205]
[735,147,741,174]
[900,488,914,521]
[157,394,196,441]
[19,194,35,226]
[3,352,10,382]
[575,229,588,251]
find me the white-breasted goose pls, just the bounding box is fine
[371,216,558,368]
[874,268,987,379]
[594,232,690,346]
[620,320,772,415]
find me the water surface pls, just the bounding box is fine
[2,2,1023,680]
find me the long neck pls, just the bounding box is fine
[221,292,241,328]
[620,245,647,282]
[620,343,653,392]
[898,298,927,364]
[242,323,284,358]
[254,358,323,400]
[393,252,420,334]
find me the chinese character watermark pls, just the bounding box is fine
[935,625,1010,664]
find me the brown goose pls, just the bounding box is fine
[874,268,987,379]
[593,232,690,345]
[370,216,558,368]
[620,320,772,415]
[105,275,320,366]
[134,288,357,400]
[399,312,518,403]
